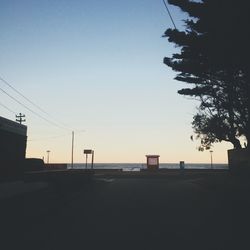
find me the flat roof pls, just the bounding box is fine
[0,116,27,136]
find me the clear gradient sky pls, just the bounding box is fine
[0,0,232,163]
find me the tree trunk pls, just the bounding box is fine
[245,135,249,148]
[245,68,250,148]
[226,72,241,149]
[230,137,242,149]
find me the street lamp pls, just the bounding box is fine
[71,131,74,169]
[71,130,85,169]
[209,150,213,169]
[46,150,51,164]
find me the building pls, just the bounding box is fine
[0,116,27,178]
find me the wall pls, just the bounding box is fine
[228,148,250,172]
[0,116,27,180]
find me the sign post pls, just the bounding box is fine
[84,149,94,169]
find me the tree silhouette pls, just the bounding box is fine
[163,0,250,150]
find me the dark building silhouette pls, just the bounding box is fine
[0,116,27,179]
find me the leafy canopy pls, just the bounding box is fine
[163,0,250,150]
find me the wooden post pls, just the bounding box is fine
[85,154,88,169]
[91,150,94,169]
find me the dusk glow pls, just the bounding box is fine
[0,0,232,163]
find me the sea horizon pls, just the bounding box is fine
[67,163,228,170]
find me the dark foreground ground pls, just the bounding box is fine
[1,170,250,249]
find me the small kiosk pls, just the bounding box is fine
[146,155,160,170]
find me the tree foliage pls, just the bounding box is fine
[163,0,250,150]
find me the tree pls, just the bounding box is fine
[163,0,250,150]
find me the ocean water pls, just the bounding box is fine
[67,163,228,170]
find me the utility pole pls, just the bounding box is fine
[16,113,26,124]
[71,131,74,169]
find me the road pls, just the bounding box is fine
[1,172,250,249]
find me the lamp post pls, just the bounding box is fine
[71,130,85,169]
[71,131,74,169]
[209,150,213,169]
[46,150,51,164]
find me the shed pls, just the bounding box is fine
[145,155,160,170]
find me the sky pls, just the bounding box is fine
[0,0,232,164]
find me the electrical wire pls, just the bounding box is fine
[0,76,51,116]
[0,75,72,130]
[0,86,70,130]
[28,133,70,142]
[162,0,177,29]
[28,130,85,142]
[0,101,16,114]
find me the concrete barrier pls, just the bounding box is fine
[45,163,67,170]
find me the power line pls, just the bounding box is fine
[0,75,72,130]
[28,133,70,142]
[0,76,51,117]
[0,101,16,114]
[0,86,70,130]
[162,0,177,29]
